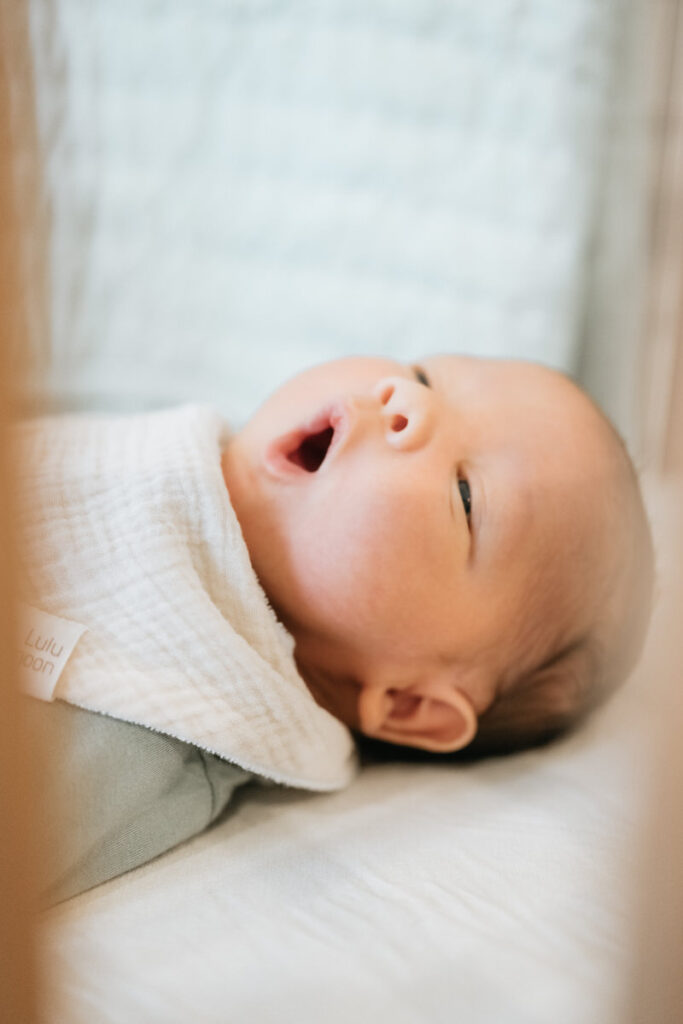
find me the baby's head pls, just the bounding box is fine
[223,355,654,758]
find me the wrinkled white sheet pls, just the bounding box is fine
[27,0,618,422]
[41,668,658,1024]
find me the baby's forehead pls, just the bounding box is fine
[425,358,626,636]
[429,354,616,464]
[423,352,575,401]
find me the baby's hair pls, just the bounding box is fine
[459,405,656,759]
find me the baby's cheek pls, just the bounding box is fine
[333,513,424,631]
[292,502,382,615]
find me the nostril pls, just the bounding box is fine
[391,414,408,433]
[377,383,395,405]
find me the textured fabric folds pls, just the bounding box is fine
[16,405,357,791]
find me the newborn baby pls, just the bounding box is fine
[20,353,653,901]
[223,354,654,757]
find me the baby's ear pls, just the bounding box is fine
[357,678,478,753]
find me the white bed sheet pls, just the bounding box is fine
[40,668,659,1024]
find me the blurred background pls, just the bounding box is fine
[6,0,678,465]
[2,1,682,1022]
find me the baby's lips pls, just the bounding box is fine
[264,431,310,479]
[264,400,350,479]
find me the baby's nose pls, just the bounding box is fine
[372,376,435,451]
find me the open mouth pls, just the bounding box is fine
[266,403,346,478]
[286,425,335,472]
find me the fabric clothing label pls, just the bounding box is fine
[17,605,86,701]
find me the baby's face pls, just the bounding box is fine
[223,355,619,747]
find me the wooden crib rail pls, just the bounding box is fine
[630,3,683,1020]
[0,1,43,1021]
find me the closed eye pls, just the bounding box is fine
[458,478,472,520]
[414,363,473,530]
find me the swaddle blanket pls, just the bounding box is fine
[15,405,357,791]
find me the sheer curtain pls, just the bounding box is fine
[578,0,683,464]
[23,0,620,424]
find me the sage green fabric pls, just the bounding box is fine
[29,699,253,904]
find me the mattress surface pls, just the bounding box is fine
[41,664,660,1024]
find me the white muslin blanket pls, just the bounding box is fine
[15,405,357,791]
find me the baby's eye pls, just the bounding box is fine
[412,365,431,388]
[458,478,472,519]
